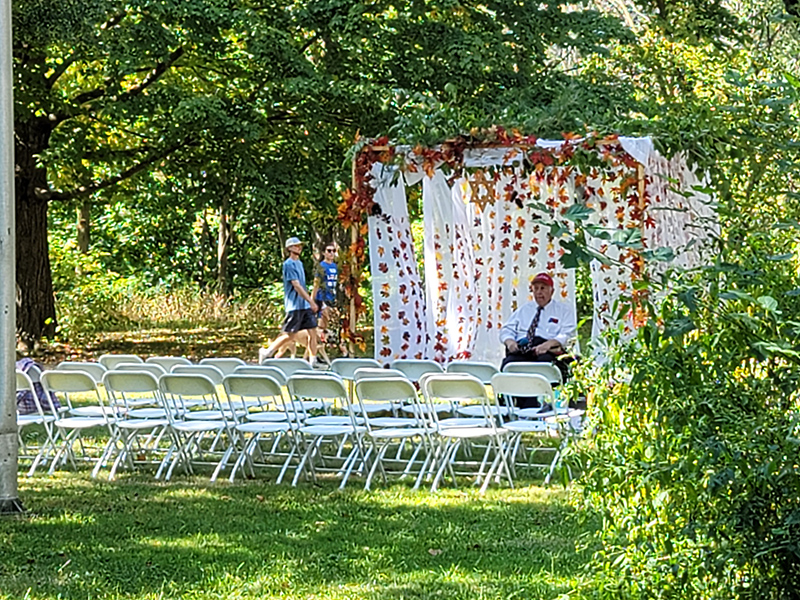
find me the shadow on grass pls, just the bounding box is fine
[0,475,597,600]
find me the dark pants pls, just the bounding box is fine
[500,336,568,409]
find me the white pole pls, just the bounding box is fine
[0,0,21,514]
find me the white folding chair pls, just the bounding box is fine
[146,356,192,371]
[446,361,499,384]
[421,373,512,493]
[234,365,288,386]
[171,364,225,386]
[353,367,408,381]
[99,354,144,370]
[502,362,563,386]
[199,357,247,376]
[16,369,59,476]
[286,374,365,488]
[490,372,562,482]
[101,371,170,479]
[353,377,430,490]
[115,363,166,378]
[56,361,107,385]
[40,371,116,476]
[391,359,444,383]
[157,374,236,482]
[223,374,293,483]
[331,357,382,401]
[331,358,381,380]
[260,358,313,377]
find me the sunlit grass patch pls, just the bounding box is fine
[1,475,596,599]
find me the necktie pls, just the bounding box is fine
[527,306,543,343]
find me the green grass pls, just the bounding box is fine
[0,474,595,600]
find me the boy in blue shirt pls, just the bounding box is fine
[260,237,319,362]
[312,244,338,321]
[311,244,339,364]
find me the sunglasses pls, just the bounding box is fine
[325,248,336,253]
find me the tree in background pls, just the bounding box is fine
[16,0,632,347]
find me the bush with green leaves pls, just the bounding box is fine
[573,247,800,598]
[51,242,134,338]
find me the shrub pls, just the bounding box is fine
[573,261,800,599]
[51,243,133,338]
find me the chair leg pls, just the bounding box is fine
[431,439,457,492]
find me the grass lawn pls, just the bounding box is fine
[0,474,595,600]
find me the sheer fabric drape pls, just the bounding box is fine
[367,166,429,365]
[366,140,716,364]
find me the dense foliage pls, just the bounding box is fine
[575,244,800,597]
[567,3,800,593]
[15,0,632,346]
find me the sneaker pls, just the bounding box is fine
[311,359,327,370]
[258,347,275,364]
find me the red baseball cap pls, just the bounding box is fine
[532,272,554,287]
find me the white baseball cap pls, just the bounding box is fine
[285,236,303,248]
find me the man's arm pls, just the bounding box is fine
[500,308,523,353]
[291,279,318,313]
[310,263,323,304]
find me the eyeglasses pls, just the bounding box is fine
[325,248,336,253]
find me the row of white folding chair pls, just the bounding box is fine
[160,371,344,484]
[228,371,415,489]
[225,371,367,486]
[31,366,576,487]
[102,353,246,374]
[31,367,229,479]
[57,356,252,381]
[348,373,511,493]
[29,368,170,478]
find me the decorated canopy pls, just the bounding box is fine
[337,131,717,365]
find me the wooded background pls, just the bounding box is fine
[16,0,799,350]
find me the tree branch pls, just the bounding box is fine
[120,47,185,101]
[49,140,188,202]
[46,11,128,90]
[64,46,184,118]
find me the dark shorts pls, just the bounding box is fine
[282,309,317,333]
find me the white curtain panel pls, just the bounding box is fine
[420,167,576,366]
[580,164,641,340]
[367,165,429,365]
[422,171,477,362]
[645,151,718,272]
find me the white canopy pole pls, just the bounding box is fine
[0,0,21,514]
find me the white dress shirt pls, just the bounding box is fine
[499,299,577,348]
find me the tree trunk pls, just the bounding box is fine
[272,207,285,258]
[77,200,90,253]
[217,191,230,296]
[15,118,56,349]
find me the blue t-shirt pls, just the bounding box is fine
[315,261,338,304]
[283,257,310,312]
